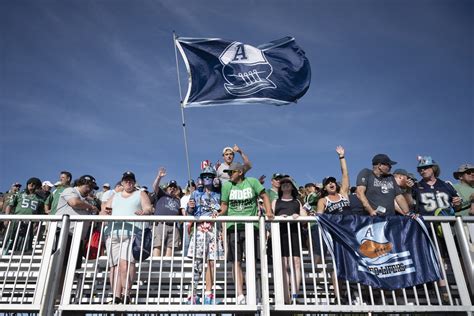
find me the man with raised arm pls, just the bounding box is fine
[216,144,252,184]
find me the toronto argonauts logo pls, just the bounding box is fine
[356,222,395,264]
[219,42,276,96]
[356,222,415,277]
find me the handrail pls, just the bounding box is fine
[0,214,473,315]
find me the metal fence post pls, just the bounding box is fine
[259,216,270,316]
[271,221,285,306]
[40,215,70,316]
[440,222,472,307]
[454,217,474,295]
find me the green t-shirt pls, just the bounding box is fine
[453,182,474,216]
[221,177,265,230]
[266,188,279,202]
[45,185,68,215]
[9,191,45,215]
[305,191,320,215]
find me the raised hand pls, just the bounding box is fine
[336,146,345,157]
[158,167,166,178]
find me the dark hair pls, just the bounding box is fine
[278,180,298,200]
[76,176,96,188]
[304,183,316,189]
[321,179,340,197]
[61,171,72,182]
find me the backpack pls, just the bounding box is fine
[132,227,153,261]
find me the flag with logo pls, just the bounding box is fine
[316,214,442,290]
[175,36,311,107]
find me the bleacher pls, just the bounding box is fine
[0,215,473,315]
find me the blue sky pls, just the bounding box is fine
[1,0,472,192]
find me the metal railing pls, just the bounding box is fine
[268,216,474,315]
[0,214,473,315]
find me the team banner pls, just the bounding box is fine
[175,36,311,107]
[316,214,442,290]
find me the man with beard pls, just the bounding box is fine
[152,167,181,257]
[356,154,409,216]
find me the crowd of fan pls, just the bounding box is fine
[0,144,472,305]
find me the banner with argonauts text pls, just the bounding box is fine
[175,36,311,107]
[316,214,442,290]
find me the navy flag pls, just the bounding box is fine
[316,214,442,290]
[175,36,311,107]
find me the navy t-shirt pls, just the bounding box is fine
[412,179,458,216]
[153,188,180,216]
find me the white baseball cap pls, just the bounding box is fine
[42,181,55,188]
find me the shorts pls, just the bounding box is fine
[106,234,135,267]
[187,222,224,260]
[280,224,301,257]
[227,229,259,262]
[153,223,181,250]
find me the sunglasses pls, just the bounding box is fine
[227,170,239,174]
[417,166,432,171]
[464,170,473,175]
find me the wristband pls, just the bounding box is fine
[339,156,345,159]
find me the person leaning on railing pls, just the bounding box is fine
[272,175,307,304]
[100,171,152,304]
[215,162,273,305]
[411,156,462,303]
[3,177,45,255]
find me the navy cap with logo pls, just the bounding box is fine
[122,171,136,182]
[372,154,397,166]
[167,180,178,188]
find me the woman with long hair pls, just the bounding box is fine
[272,176,307,304]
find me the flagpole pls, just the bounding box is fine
[173,31,192,182]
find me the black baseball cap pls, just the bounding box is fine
[79,175,99,190]
[322,176,337,186]
[27,177,42,187]
[272,173,287,180]
[167,180,178,188]
[122,171,136,182]
[372,154,397,166]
